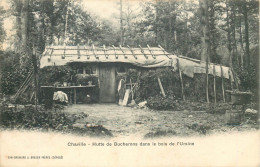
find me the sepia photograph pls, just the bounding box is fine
[0,0,259,166]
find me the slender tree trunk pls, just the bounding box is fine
[199,0,210,63]
[199,0,210,103]
[243,2,250,68]
[48,0,55,45]
[239,14,245,67]
[155,5,158,45]
[226,2,232,68]
[20,0,29,63]
[15,1,22,53]
[230,4,238,65]
[120,0,124,46]
[169,3,172,51]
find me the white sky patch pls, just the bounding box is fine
[82,0,119,20]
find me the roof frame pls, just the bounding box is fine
[112,45,118,59]
[147,44,156,59]
[127,45,137,59]
[139,45,148,59]
[119,45,127,59]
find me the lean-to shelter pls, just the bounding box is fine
[39,45,233,103]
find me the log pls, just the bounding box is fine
[157,77,166,97]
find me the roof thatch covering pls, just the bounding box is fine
[40,45,176,68]
[40,45,233,80]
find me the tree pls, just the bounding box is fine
[0,6,6,50]
[199,0,210,103]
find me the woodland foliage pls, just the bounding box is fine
[0,0,258,100]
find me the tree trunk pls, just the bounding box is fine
[199,0,210,63]
[120,0,124,46]
[21,0,29,52]
[199,0,210,103]
[226,2,232,68]
[243,2,250,68]
[230,4,238,65]
[15,0,22,53]
[239,14,245,67]
[155,5,158,44]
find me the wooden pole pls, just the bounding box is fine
[103,45,108,59]
[220,65,226,103]
[205,59,209,103]
[177,59,185,101]
[130,79,133,99]
[119,45,127,59]
[213,65,216,103]
[77,44,80,59]
[157,77,166,97]
[127,45,137,59]
[139,45,148,59]
[112,45,118,59]
[147,44,156,59]
[229,68,233,90]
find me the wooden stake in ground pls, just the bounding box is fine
[213,65,216,103]
[229,68,233,90]
[130,79,134,100]
[158,77,166,98]
[177,59,185,101]
[220,65,225,103]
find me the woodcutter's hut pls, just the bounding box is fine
[39,45,233,104]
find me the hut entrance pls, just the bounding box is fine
[99,64,116,102]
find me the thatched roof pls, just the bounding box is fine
[40,45,176,68]
[40,45,233,80]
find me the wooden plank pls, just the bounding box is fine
[127,45,137,59]
[213,65,216,103]
[157,77,166,97]
[220,64,226,103]
[177,58,185,101]
[130,79,134,99]
[147,44,156,59]
[122,89,130,106]
[14,72,33,98]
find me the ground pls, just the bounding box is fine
[62,104,259,138]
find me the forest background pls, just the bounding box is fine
[0,0,258,102]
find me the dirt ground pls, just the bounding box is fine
[62,104,259,138]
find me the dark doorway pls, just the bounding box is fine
[99,64,116,102]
